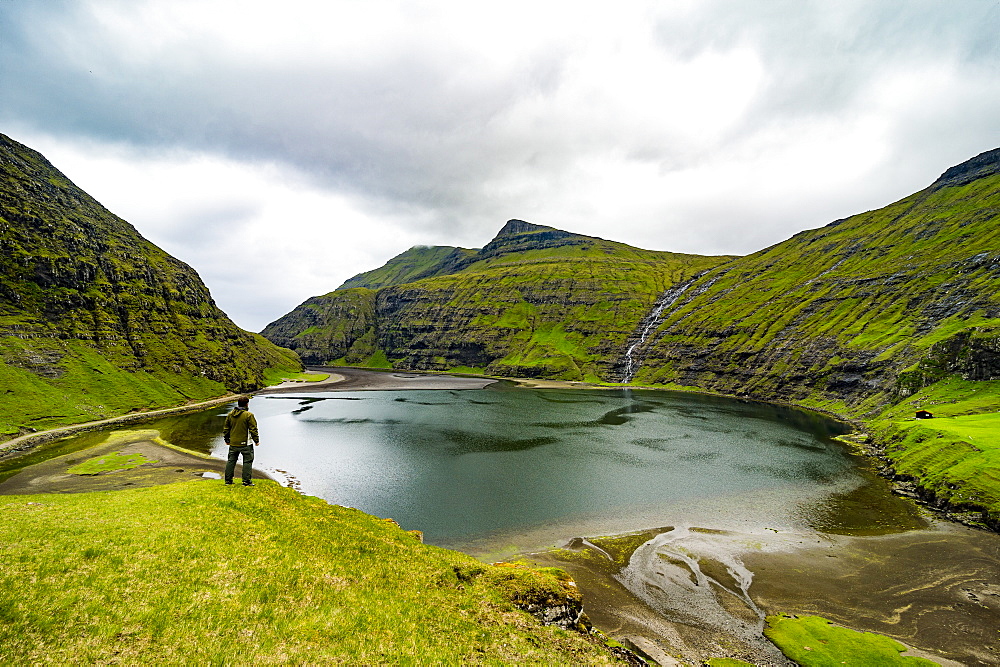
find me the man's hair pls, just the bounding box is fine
[237,396,250,408]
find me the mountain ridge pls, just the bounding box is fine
[621,146,1000,416]
[929,146,1000,191]
[335,218,625,293]
[263,221,733,376]
[263,146,1000,420]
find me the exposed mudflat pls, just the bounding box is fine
[527,521,1000,666]
[746,523,1000,666]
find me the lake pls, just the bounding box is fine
[128,382,903,553]
[13,379,997,663]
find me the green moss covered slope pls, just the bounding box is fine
[0,481,619,664]
[627,147,1000,417]
[339,244,479,290]
[623,147,1000,527]
[263,219,733,380]
[0,133,301,439]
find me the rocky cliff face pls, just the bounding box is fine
[476,219,595,260]
[261,288,379,366]
[0,133,301,438]
[622,148,1000,416]
[263,221,732,379]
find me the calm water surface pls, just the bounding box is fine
[171,385,855,549]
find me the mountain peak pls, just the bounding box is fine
[929,147,1000,191]
[494,219,556,238]
[481,219,593,260]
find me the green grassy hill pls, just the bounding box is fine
[263,220,733,380]
[0,479,620,664]
[627,147,1000,417]
[0,133,302,440]
[339,244,479,290]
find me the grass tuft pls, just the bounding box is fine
[764,614,938,665]
[67,451,153,475]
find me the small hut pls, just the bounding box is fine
[915,410,934,419]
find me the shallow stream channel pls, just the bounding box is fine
[8,381,1000,664]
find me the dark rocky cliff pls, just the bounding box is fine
[476,219,595,260]
[261,288,379,366]
[928,147,1000,191]
[0,133,300,438]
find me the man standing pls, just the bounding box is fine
[223,396,260,486]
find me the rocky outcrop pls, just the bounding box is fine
[466,562,591,632]
[0,133,300,438]
[928,147,1000,191]
[476,219,595,260]
[896,328,1000,397]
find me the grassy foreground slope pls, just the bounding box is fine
[0,480,618,664]
[0,133,301,440]
[263,220,732,380]
[864,378,1000,529]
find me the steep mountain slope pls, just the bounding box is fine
[623,148,1000,418]
[260,287,383,368]
[338,245,478,290]
[0,133,301,439]
[263,220,733,380]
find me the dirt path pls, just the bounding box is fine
[0,395,243,460]
[0,431,269,495]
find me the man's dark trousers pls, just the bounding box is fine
[225,444,254,485]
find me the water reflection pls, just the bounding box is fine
[202,386,858,546]
[8,386,874,550]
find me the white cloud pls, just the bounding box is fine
[15,130,428,331]
[2,0,999,329]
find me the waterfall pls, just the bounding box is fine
[620,276,698,383]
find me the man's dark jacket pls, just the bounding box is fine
[224,407,259,446]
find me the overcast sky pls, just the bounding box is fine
[2,0,999,331]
